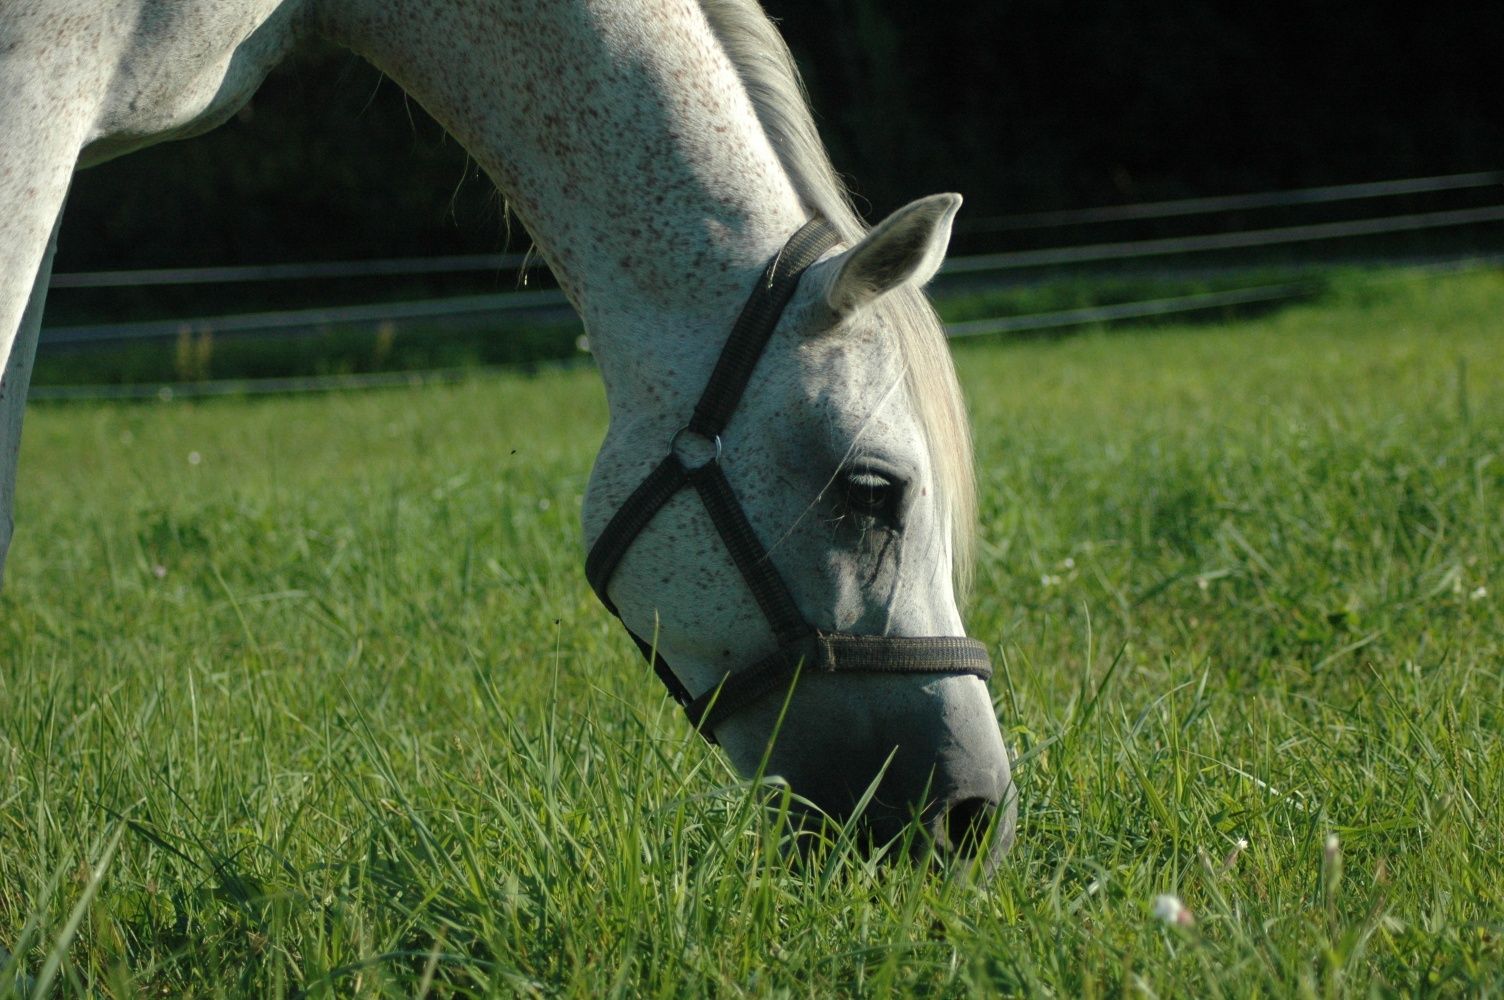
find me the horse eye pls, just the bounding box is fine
[838,469,903,522]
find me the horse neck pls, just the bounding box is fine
[319,0,809,407]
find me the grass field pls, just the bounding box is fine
[2,265,1501,997]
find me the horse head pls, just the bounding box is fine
[583,195,1015,869]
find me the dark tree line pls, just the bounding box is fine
[774,0,1503,216]
[56,0,1504,271]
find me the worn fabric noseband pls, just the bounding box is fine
[586,218,992,742]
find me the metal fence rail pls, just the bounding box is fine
[956,170,1504,233]
[29,367,482,401]
[27,282,1321,401]
[48,252,542,290]
[30,257,1504,402]
[41,203,1504,346]
[941,204,1504,274]
[43,288,571,346]
[943,282,1316,339]
[46,171,1504,291]
[30,171,1504,399]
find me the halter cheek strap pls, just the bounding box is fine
[586,218,991,742]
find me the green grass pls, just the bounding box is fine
[3,265,1502,996]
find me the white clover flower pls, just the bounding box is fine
[1220,836,1249,871]
[1151,893,1194,927]
[1471,586,1487,601]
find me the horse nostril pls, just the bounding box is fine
[935,796,996,857]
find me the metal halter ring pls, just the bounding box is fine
[669,426,722,470]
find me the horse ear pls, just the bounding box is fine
[813,193,961,317]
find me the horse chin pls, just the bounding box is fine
[775,793,1017,881]
[714,672,1016,875]
[776,806,1010,884]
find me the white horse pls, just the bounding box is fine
[0,0,1015,862]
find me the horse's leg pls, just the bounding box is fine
[1,28,93,586]
[0,206,63,587]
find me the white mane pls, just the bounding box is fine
[697,0,978,595]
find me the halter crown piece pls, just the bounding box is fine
[586,218,992,744]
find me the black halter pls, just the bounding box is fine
[586,218,992,742]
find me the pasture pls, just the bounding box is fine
[1,265,1501,996]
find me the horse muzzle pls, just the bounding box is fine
[719,668,1017,872]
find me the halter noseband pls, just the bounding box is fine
[586,218,992,743]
